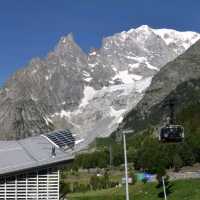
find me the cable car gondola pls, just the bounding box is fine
[159,99,184,143]
[159,124,184,143]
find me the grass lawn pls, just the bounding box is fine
[68,179,200,200]
[63,169,124,185]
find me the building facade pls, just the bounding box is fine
[0,168,59,200]
[0,130,75,200]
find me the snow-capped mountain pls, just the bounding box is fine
[153,28,200,54]
[121,39,200,134]
[0,25,199,147]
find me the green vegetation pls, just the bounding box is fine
[72,149,110,170]
[61,102,200,199]
[70,102,200,173]
[68,179,200,200]
[60,169,124,195]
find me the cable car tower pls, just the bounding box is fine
[159,99,184,143]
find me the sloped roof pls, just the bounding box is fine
[0,131,74,176]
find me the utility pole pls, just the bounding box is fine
[109,145,113,169]
[122,129,133,200]
[162,176,167,200]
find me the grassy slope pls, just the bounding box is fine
[63,170,124,184]
[68,179,200,200]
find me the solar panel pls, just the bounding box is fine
[45,129,75,149]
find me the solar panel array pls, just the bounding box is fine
[45,129,75,149]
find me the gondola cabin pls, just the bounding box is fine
[159,124,184,143]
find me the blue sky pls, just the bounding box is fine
[0,0,200,85]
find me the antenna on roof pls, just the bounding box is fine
[51,146,56,158]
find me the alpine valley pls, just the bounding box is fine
[0,25,200,149]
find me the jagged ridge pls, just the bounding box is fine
[0,25,199,145]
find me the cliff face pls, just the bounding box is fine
[0,25,199,144]
[121,40,200,132]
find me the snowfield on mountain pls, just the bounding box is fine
[0,25,199,148]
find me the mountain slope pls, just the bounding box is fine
[59,26,200,145]
[0,25,199,144]
[121,40,200,132]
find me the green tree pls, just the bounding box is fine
[72,182,80,193]
[103,170,110,188]
[129,169,137,185]
[135,136,168,173]
[155,166,166,185]
[60,181,71,199]
[173,154,183,172]
[90,175,99,190]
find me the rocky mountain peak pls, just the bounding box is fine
[58,33,75,45]
[153,28,200,55]
[0,25,199,147]
[121,38,200,133]
[54,33,85,58]
[134,25,155,39]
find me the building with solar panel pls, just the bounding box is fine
[0,129,75,200]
